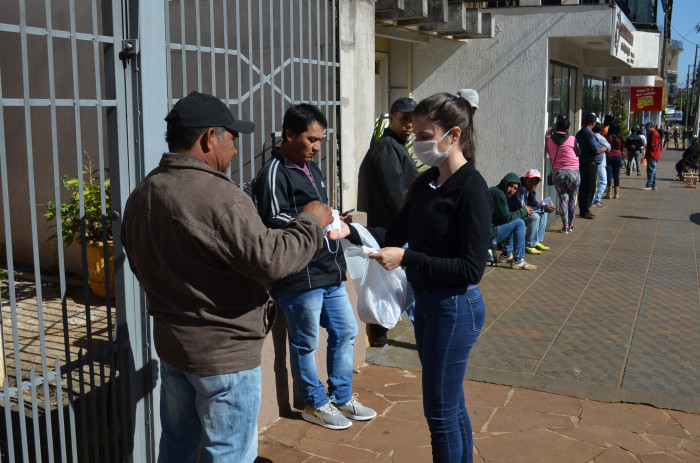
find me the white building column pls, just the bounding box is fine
[339,0,375,210]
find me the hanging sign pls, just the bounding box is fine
[630,87,663,112]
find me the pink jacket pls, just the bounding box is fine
[546,133,579,170]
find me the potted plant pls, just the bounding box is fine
[44,152,114,298]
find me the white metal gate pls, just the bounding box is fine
[0,1,341,461]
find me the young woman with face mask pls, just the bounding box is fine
[362,92,494,462]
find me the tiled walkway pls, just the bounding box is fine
[258,152,700,462]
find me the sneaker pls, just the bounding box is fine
[560,227,569,234]
[652,186,657,190]
[302,402,352,430]
[643,186,652,190]
[497,252,513,263]
[592,201,605,208]
[525,246,541,255]
[511,259,537,270]
[535,242,550,251]
[332,394,377,421]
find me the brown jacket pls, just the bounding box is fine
[120,154,323,375]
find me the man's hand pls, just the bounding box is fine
[303,201,333,229]
[546,204,556,213]
[525,205,534,217]
[369,247,405,271]
[327,221,351,240]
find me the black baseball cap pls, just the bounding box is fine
[165,91,255,134]
[583,113,597,125]
[390,97,417,114]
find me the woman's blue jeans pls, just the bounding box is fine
[275,282,358,408]
[414,285,485,463]
[158,361,261,463]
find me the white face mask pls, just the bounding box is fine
[413,129,454,167]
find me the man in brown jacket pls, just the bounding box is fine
[120,92,332,463]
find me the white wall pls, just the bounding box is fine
[408,6,624,186]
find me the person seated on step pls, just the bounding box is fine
[489,173,537,270]
[675,138,700,180]
[507,169,555,256]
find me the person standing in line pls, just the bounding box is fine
[643,122,662,190]
[120,92,333,463]
[253,104,377,431]
[625,128,644,176]
[546,115,580,233]
[359,92,493,462]
[591,122,610,207]
[663,126,670,149]
[456,88,479,117]
[604,121,624,199]
[576,113,607,219]
[357,97,419,346]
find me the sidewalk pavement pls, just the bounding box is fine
[257,152,700,462]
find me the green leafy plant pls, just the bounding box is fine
[610,90,630,140]
[44,152,111,246]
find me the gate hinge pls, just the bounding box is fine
[119,39,139,68]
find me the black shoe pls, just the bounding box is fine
[370,324,389,347]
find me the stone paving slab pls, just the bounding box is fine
[257,364,700,462]
[366,154,700,413]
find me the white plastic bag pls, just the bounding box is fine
[343,224,406,329]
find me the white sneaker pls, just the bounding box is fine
[511,259,537,270]
[497,252,514,263]
[332,394,377,421]
[302,402,352,430]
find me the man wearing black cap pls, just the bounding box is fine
[575,113,606,220]
[357,97,418,346]
[120,92,333,462]
[358,97,418,229]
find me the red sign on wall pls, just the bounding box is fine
[630,87,663,112]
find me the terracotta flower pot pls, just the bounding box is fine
[84,240,115,298]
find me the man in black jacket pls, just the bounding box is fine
[575,113,606,219]
[358,97,418,228]
[357,97,419,346]
[254,104,376,431]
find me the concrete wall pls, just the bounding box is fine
[339,0,376,210]
[407,5,616,187]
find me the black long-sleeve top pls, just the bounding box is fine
[350,161,493,291]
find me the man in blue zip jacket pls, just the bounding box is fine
[253,104,376,431]
[575,113,606,219]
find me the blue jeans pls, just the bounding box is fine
[158,361,261,463]
[593,163,607,202]
[646,158,658,187]
[605,156,622,187]
[275,282,358,408]
[414,285,485,463]
[522,212,548,247]
[492,218,525,260]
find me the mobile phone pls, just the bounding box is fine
[341,208,355,216]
